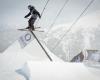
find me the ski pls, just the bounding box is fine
[18,28,44,32]
[35,27,41,29]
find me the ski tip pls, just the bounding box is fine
[17,29,29,31]
[33,30,44,32]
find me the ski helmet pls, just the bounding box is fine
[28,5,35,10]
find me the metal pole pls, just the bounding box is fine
[30,30,53,61]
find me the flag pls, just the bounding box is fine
[86,50,100,62]
[18,31,34,48]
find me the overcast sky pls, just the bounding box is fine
[0,0,100,52]
[0,0,100,28]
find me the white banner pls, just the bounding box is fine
[18,31,34,48]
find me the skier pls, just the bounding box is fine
[24,5,41,30]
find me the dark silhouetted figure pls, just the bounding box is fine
[24,5,41,30]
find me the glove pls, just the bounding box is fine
[24,16,27,18]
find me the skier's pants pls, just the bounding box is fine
[28,17,36,29]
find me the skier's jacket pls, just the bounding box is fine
[25,7,41,19]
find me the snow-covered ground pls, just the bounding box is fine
[0,38,63,80]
